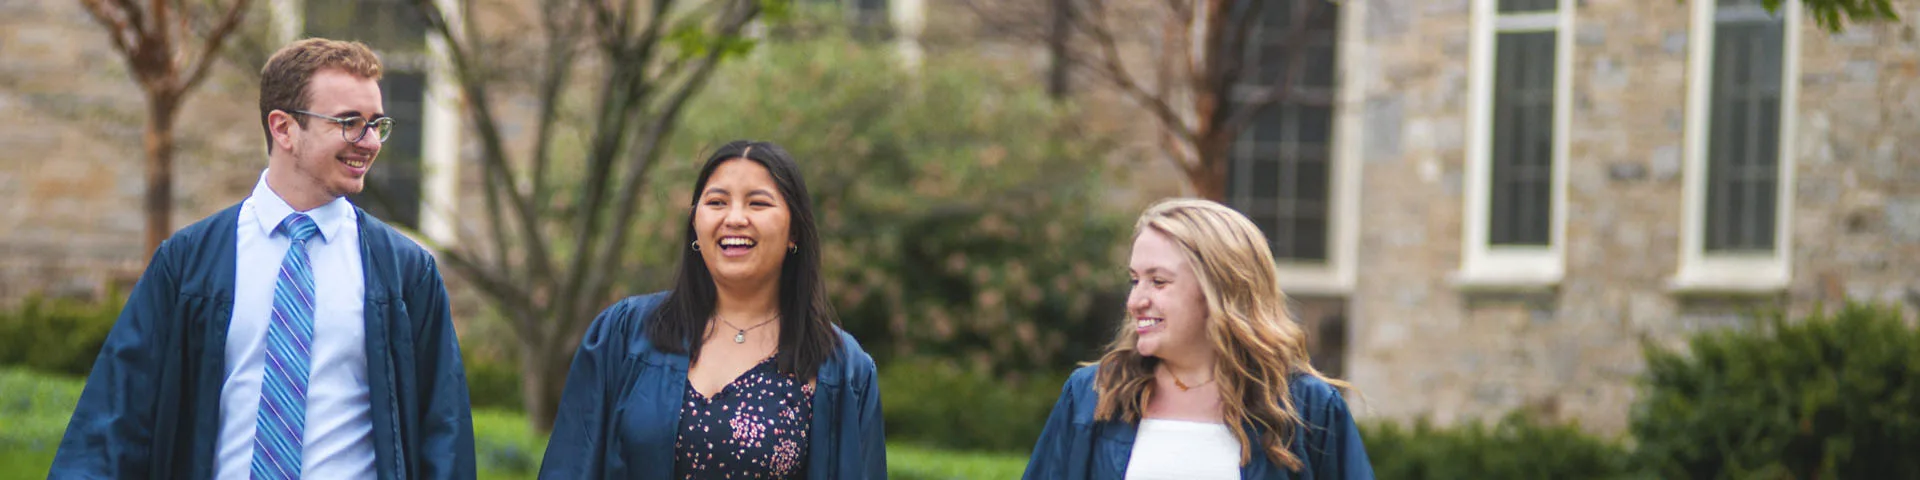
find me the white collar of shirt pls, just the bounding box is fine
[247,170,357,244]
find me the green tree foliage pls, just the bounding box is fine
[1771,0,1901,32]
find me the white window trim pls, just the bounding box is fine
[1671,0,1799,294]
[270,0,462,247]
[890,0,925,68]
[419,0,463,247]
[1275,0,1361,297]
[1455,0,1575,290]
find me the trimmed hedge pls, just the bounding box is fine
[1632,302,1920,479]
[880,357,1066,453]
[0,294,122,376]
[1361,413,1634,479]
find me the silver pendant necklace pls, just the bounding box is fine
[716,313,779,344]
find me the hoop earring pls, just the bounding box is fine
[691,241,701,252]
[789,244,798,255]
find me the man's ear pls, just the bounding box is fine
[268,110,298,153]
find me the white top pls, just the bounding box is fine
[216,171,375,479]
[1125,418,1243,480]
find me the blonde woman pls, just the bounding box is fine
[1023,198,1373,479]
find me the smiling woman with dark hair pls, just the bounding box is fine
[539,140,886,479]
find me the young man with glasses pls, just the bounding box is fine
[52,38,476,479]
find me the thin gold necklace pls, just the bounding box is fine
[715,313,779,344]
[1165,366,1215,391]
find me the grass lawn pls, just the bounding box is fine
[886,443,1030,480]
[2,367,1028,479]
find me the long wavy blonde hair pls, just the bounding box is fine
[1093,198,1353,470]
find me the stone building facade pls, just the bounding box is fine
[6,0,1918,434]
[1344,0,1920,431]
[937,0,1920,432]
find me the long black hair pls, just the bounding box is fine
[644,140,841,380]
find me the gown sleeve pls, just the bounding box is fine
[538,297,643,479]
[1301,379,1375,479]
[51,239,182,478]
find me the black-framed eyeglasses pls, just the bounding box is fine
[288,109,395,143]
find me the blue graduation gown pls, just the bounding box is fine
[537,292,888,479]
[1022,365,1375,480]
[50,203,477,479]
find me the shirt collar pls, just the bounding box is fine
[249,169,357,244]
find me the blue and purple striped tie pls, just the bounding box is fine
[251,213,318,479]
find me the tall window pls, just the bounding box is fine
[1489,26,1555,246]
[306,0,428,228]
[1459,0,1572,287]
[1705,0,1785,252]
[1674,0,1798,291]
[1226,0,1339,263]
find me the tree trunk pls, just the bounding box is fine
[520,334,572,433]
[1189,164,1227,201]
[1046,0,1072,99]
[143,93,179,258]
[1185,129,1235,202]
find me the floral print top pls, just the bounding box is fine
[674,355,815,479]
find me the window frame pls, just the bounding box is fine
[1456,0,1575,290]
[1672,0,1800,293]
[1221,0,1362,296]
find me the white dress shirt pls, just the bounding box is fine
[216,171,375,479]
[1126,418,1244,480]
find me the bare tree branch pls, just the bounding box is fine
[1220,1,1321,140]
[1161,0,1191,19]
[530,0,584,222]
[78,0,137,57]
[959,0,1050,39]
[433,247,539,341]
[579,0,757,322]
[150,0,172,63]
[412,0,561,299]
[552,0,683,335]
[116,0,148,38]
[1072,0,1200,151]
[180,0,252,94]
[586,0,622,51]
[1213,0,1264,95]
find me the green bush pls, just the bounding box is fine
[1631,302,1920,479]
[0,293,123,376]
[465,350,525,412]
[881,357,1066,453]
[474,408,548,479]
[1361,412,1634,479]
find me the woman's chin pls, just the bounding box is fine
[1134,339,1160,358]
